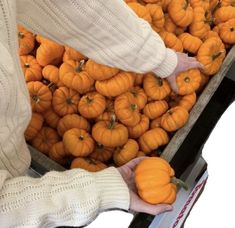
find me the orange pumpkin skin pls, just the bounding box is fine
[85,59,119,81]
[219,18,235,44]
[189,0,210,10]
[36,36,64,66]
[143,74,171,100]
[113,139,139,166]
[143,100,169,120]
[63,46,87,62]
[70,157,107,172]
[176,69,201,95]
[150,117,162,129]
[43,108,61,129]
[92,120,128,147]
[18,25,35,56]
[129,87,147,110]
[96,99,114,121]
[59,60,94,94]
[159,31,184,52]
[78,92,106,119]
[20,55,42,82]
[189,7,211,39]
[164,14,177,33]
[128,3,152,23]
[168,0,194,27]
[138,128,169,154]
[203,30,220,41]
[95,71,134,97]
[137,151,146,157]
[178,33,203,54]
[161,106,189,132]
[31,127,60,155]
[25,113,44,141]
[197,37,226,75]
[214,6,235,24]
[42,65,64,87]
[63,128,94,157]
[135,157,177,204]
[146,4,165,32]
[128,115,150,138]
[52,87,80,117]
[90,144,113,162]
[49,141,69,165]
[114,93,141,127]
[57,114,90,136]
[196,72,210,92]
[27,81,52,113]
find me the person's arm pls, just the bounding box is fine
[16,0,177,78]
[0,167,129,227]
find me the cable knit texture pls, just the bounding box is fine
[0,0,177,227]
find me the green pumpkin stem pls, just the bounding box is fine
[171,177,188,190]
[75,60,85,72]
[130,103,138,111]
[18,32,24,39]
[86,96,93,104]
[66,97,74,105]
[108,114,116,129]
[212,51,224,60]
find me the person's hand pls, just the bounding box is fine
[117,157,173,215]
[166,52,203,93]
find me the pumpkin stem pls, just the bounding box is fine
[18,32,24,39]
[86,158,97,165]
[130,103,138,111]
[24,63,30,68]
[171,177,188,190]
[75,60,85,72]
[157,78,163,86]
[85,96,93,104]
[212,51,224,60]
[32,95,40,103]
[184,76,190,83]
[97,143,104,149]
[230,27,234,32]
[183,0,188,10]
[108,114,116,129]
[79,135,84,141]
[66,98,74,105]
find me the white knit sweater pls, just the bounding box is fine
[0,0,177,227]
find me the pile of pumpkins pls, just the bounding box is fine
[19,0,235,172]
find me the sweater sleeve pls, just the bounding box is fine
[0,167,129,227]
[16,0,177,78]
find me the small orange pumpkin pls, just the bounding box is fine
[20,55,42,82]
[176,69,201,95]
[129,87,147,110]
[95,71,134,97]
[161,106,189,132]
[92,116,128,147]
[178,33,203,54]
[168,0,194,27]
[214,6,235,24]
[128,114,150,138]
[18,25,35,56]
[63,128,94,157]
[219,18,235,44]
[189,0,210,10]
[25,113,44,141]
[57,114,90,136]
[85,59,119,81]
[90,143,113,162]
[159,31,184,52]
[135,157,187,204]
[42,65,64,88]
[143,100,169,119]
[197,37,226,75]
[31,127,60,155]
[113,139,139,166]
[114,92,141,127]
[59,60,94,94]
[143,73,171,100]
[128,2,152,23]
[43,108,61,129]
[78,92,106,119]
[150,117,162,129]
[36,36,64,66]
[96,99,115,122]
[138,128,169,154]
[70,157,107,172]
[52,87,80,116]
[27,81,52,113]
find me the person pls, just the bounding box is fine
[0,0,202,227]
[184,101,235,227]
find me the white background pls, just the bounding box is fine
[87,101,235,228]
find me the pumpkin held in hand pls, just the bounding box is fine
[135,157,188,204]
